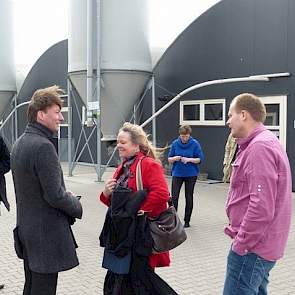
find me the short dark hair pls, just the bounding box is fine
[27,85,64,123]
[179,125,192,135]
[232,93,266,123]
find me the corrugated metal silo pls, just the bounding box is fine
[0,0,16,119]
[68,0,152,140]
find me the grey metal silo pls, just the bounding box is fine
[68,0,152,140]
[0,0,17,120]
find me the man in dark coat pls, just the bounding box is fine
[11,85,83,295]
[0,135,10,290]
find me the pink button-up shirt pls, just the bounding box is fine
[225,124,292,261]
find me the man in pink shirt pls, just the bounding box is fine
[223,93,292,295]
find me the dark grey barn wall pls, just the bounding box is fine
[16,40,69,135]
[15,40,114,165]
[142,0,295,189]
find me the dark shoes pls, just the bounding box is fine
[184,222,190,228]
[0,284,4,290]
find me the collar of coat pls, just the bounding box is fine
[116,152,146,179]
[25,122,55,139]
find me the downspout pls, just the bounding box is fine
[86,0,94,126]
[96,0,102,181]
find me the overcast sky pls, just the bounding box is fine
[12,0,220,68]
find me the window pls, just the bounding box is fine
[183,104,200,121]
[180,99,225,126]
[60,107,68,126]
[260,95,287,149]
[204,103,223,121]
[264,104,280,126]
[61,95,68,107]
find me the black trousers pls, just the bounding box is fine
[23,259,58,295]
[171,176,197,223]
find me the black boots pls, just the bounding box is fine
[184,222,190,228]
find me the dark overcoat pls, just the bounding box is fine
[0,136,10,211]
[100,152,170,268]
[11,122,82,274]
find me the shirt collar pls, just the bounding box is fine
[237,123,266,150]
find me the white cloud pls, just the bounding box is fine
[149,0,220,48]
[12,0,68,67]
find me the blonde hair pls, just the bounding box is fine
[119,122,159,160]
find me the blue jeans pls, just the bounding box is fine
[223,249,276,295]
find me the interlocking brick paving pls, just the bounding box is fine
[1,165,294,294]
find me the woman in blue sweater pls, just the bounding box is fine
[168,125,204,228]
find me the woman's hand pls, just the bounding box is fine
[181,157,190,164]
[137,209,145,216]
[181,157,201,164]
[103,178,117,197]
[168,156,181,164]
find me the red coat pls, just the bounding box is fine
[100,152,170,268]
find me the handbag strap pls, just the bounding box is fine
[136,156,174,207]
[136,157,144,190]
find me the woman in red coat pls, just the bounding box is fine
[100,122,170,269]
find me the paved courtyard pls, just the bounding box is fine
[0,164,294,294]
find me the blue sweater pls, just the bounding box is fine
[168,137,204,177]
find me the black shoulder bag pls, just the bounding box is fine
[136,158,187,253]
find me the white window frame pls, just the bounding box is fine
[60,107,69,127]
[260,95,287,149]
[180,99,226,126]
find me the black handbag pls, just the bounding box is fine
[136,157,187,253]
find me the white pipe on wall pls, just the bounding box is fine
[140,75,271,128]
[86,0,94,125]
[96,0,102,181]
